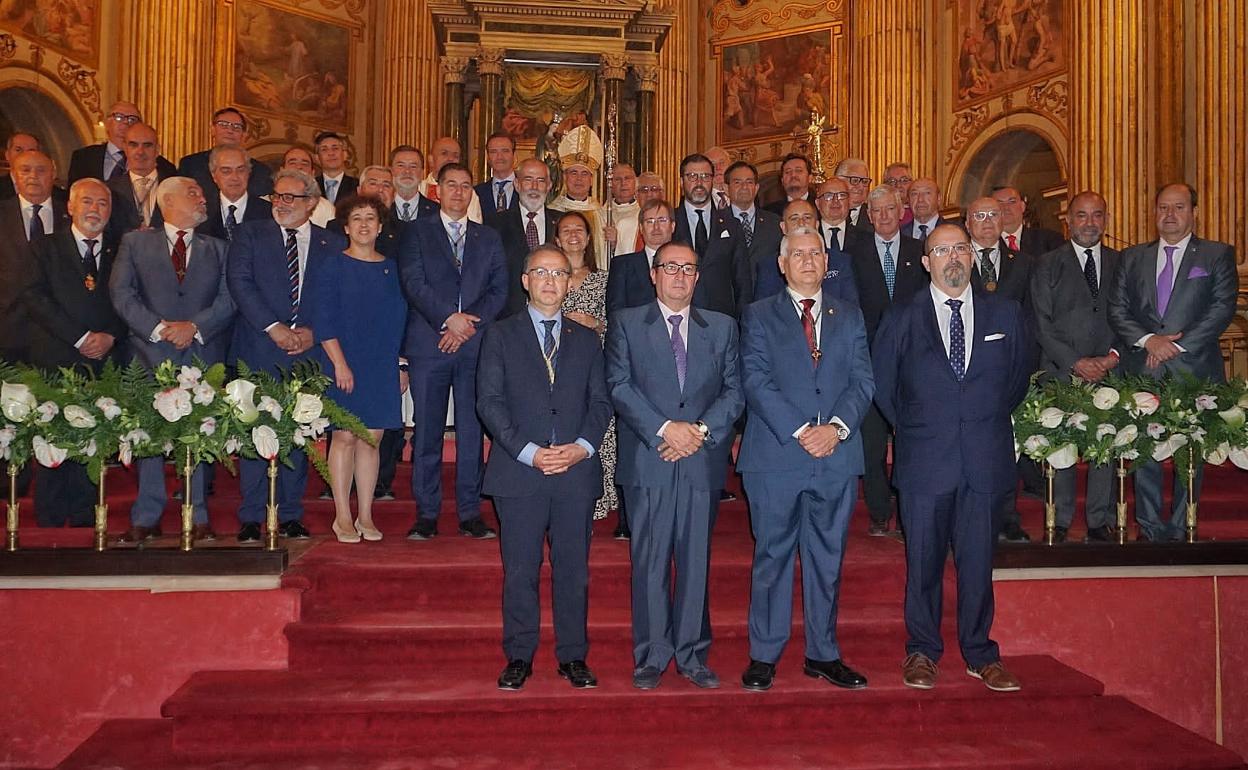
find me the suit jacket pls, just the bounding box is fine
[226,219,347,373]
[901,217,945,242]
[847,231,928,342]
[486,205,559,318]
[316,173,358,204]
[673,201,753,316]
[737,290,874,477]
[606,248,656,318]
[67,143,176,185]
[475,178,520,219]
[391,196,439,226]
[197,195,273,242]
[0,175,13,200]
[1014,226,1064,257]
[105,170,176,243]
[872,288,1032,495]
[0,196,69,358]
[1107,236,1238,382]
[735,207,784,300]
[109,228,235,368]
[1030,242,1121,378]
[396,215,507,361]
[24,228,128,370]
[478,311,613,498]
[849,203,874,234]
[762,192,812,217]
[178,151,274,200]
[971,239,1031,307]
[606,302,744,490]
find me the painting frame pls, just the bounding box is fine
[0,0,101,67]
[224,0,359,131]
[712,23,843,148]
[954,0,1066,109]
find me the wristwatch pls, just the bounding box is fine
[695,420,711,442]
[835,424,850,441]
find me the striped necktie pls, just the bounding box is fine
[285,228,300,324]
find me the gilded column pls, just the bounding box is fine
[126,0,216,162]
[651,0,693,190]
[441,56,469,145]
[848,0,934,177]
[1194,1,1247,266]
[633,64,659,176]
[379,0,441,155]
[600,53,627,169]
[475,47,505,181]
[1070,1,1152,246]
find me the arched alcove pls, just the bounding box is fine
[956,127,1065,231]
[0,85,90,185]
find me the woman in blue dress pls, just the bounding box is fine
[310,196,407,543]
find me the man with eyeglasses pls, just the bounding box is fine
[882,162,916,227]
[398,161,507,541]
[636,172,666,210]
[834,157,874,232]
[68,101,175,186]
[607,241,744,690]
[673,153,752,318]
[227,168,345,543]
[724,160,783,298]
[478,245,613,692]
[313,131,358,205]
[903,178,943,244]
[846,185,928,537]
[178,107,273,201]
[991,185,1063,259]
[763,153,813,216]
[488,157,557,318]
[607,200,671,319]
[738,226,874,693]
[872,224,1032,694]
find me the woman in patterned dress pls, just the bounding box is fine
[553,211,617,520]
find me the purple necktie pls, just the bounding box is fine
[1157,245,1178,317]
[668,313,686,391]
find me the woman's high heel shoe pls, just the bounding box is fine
[332,520,361,543]
[354,520,383,542]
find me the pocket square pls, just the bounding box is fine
[719,230,730,239]
[983,333,1006,341]
[1187,266,1210,279]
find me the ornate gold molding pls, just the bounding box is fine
[0,33,15,61]
[946,105,990,165]
[55,59,101,119]
[476,47,505,77]
[288,0,367,22]
[1028,79,1069,123]
[601,53,628,81]
[441,55,470,84]
[709,0,844,35]
[632,62,658,92]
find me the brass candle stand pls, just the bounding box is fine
[1044,462,1057,545]
[265,458,279,551]
[6,464,18,552]
[1116,458,1129,545]
[180,447,194,552]
[1185,448,1198,543]
[94,465,109,552]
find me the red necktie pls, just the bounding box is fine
[1006,233,1019,252]
[171,230,187,282]
[427,182,439,203]
[800,298,817,365]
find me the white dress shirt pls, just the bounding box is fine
[784,288,850,438]
[683,200,713,241]
[519,205,548,245]
[220,191,249,224]
[874,232,898,273]
[930,282,974,374]
[912,215,940,240]
[1136,232,1193,349]
[515,305,597,466]
[322,171,345,202]
[489,173,516,208]
[1072,240,1102,286]
[72,224,104,350]
[821,221,846,251]
[18,195,54,239]
[394,193,423,222]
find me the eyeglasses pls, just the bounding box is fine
[967,210,1001,222]
[214,119,246,132]
[637,185,663,193]
[885,176,913,186]
[655,262,698,276]
[817,192,849,202]
[838,175,872,186]
[272,192,312,204]
[108,113,141,125]
[642,216,673,226]
[928,243,974,258]
[526,267,571,280]
[682,172,713,182]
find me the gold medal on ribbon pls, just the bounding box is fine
[984,280,998,292]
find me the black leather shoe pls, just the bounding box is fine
[458,517,497,539]
[742,660,776,691]
[867,521,889,537]
[1085,525,1114,543]
[613,521,631,540]
[497,659,532,690]
[557,660,598,689]
[237,523,262,543]
[1051,526,1068,543]
[279,520,311,539]
[998,521,1031,543]
[407,519,437,540]
[720,490,738,502]
[117,525,161,545]
[803,658,867,689]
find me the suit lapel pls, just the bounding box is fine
[645,304,682,395]
[686,308,713,390]
[1160,238,1200,319]
[920,292,956,382]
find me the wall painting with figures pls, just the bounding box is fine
[716,27,836,146]
[957,0,1065,106]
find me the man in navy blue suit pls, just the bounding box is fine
[477,245,613,691]
[607,242,744,690]
[872,224,1031,693]
[606,198,673,316]
[738,227,874,692]
[397,162,507,541]
[475,132,519,219]
[177,107,273,200]
[763,198,858,305]
[227,168,347,542]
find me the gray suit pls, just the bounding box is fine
[1107,236,1238,539]
[1031,241,1121,530]
[109,228,236,526]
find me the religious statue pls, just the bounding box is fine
[801,108,828,184]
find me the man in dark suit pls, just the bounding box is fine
[487,157,556,318]
[390,146,439,228]
[903,177,943,243]
[68,101,175,185]
[105,123,175,243]
[762,153,812,216]
[1031,191,1122,543]
[606,198,674,317]
[776,196,858,304]
[0,132,43,200]
[1108,183,1238,542]
[873,224,1032,693]
[476,132,519,219]
[967,195,1034,542]
[177,107,273,200]
[835,158,874,233]
[197,145,272,242]
[228,169,346,542]
[606,242,744,690]
[477,245,613,691]
[847,185,927,536]
[992,186,1063,258]
[723,160,783,300]
[397,162,507,541]
[738,227,874,692]
[673,154,752,317]
[109,177,236,544]
[313,131,357,205]
[25,179,128,526]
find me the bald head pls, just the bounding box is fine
[1068,190,1108,248]
[908,177,941,221]
[966,196,1003,247]
[429,137,461,175]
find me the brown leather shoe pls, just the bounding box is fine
[116,525,160,545]
[901,652,937,689]
[191,524,217,542]
[967,661,1021,692]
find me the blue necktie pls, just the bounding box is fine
[946,298,965,381]
[324,179,338,202]
[448,221,464,271]
[881,240,896,298]
[28,203,44,240]
[225,204,238,240]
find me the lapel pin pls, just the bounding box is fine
[826,307,835,316]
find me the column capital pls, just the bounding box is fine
[440,55,470,84]
[476,47,505,77]
[632,62,659,92]
[600,53,628,81]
